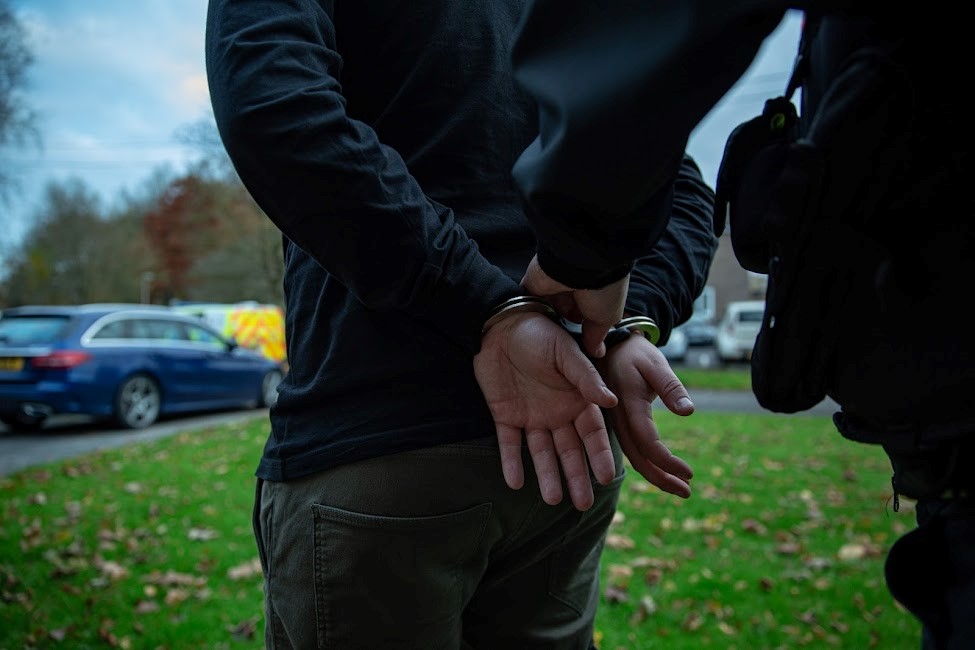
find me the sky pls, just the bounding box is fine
[4,2,803,250]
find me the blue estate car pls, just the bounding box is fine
[0,304,283,432]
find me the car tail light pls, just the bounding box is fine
[31,351,93,369]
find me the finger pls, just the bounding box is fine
[495,424,525,490]
[580,321,611,359]
[555,338,618,408]
[627,450,692,497]
[622,396,694,481]
[639,348,695,415]
[613,411,692,498]
[552,425,595,511]
[548,293,582,323]
[526,428,564,505]
[575,404,616,485]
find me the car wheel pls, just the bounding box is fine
[258,370,283,408]
[114,374,162,429]
[0,413,46,433]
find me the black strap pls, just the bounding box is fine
[784,11,822,100]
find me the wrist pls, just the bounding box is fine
[535,246,634,290]
[615,315,660,345]
[482,296,558,335]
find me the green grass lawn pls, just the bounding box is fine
[673,366,753,392]
[0,380,920,649]
[594,410,915,650]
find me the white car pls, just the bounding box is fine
[658,326,689,363]
[715,300,766,363]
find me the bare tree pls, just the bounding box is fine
[0,178,154,307]
[0,0,38,204]
[174,115,236,181]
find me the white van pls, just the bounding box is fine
[715,300,766,363]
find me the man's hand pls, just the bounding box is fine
[521,254,629,359]
[473,311,619,511]
[597,331,695,498]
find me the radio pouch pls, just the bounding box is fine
[713,15,910,413]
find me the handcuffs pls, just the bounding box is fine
[482,296,660,353]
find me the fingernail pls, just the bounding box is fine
[677,397,694,410]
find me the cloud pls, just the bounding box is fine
[6,0,210,239]
[688,11,803,186]
[5,0,802,251]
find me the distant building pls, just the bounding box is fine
[706,231,767,319]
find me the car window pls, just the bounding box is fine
[186,324,226,349]
[91,320,131,339]
[156,321,188,341]
[128,318,189,341]
[0,316,72,345]
[738,310,764,323]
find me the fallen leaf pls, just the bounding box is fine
[607,564,633,581]
[681,611,704,631]
[165,588,190,606]
[188,528,219,542]
[837,543,867,561]
[644,568,663,586]
[741,519,767,535]
[639,595,657,616]
[717,621,737,636]
[776,542,801,555]
[603,584,629,604]
[605,534,635,550]
[227,558,262,581]
[228,619,257,641]
[135,600,159,614]
[95,559,129,581]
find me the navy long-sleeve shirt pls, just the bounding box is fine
[206,0,717,480]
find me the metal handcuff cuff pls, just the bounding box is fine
[481,296,660,353]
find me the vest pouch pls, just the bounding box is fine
[716,103,840,413]
[714,96,800,273]
[749,140,849,413]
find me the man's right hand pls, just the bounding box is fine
[521,254,629,359]
[473,311,619,511]
[597,331,695,498]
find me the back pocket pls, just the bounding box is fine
[312,502,492,648]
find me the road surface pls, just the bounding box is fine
[0,409,270,477]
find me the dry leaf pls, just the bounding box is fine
[188,528,219,541]
[227,558,262,581]
[605,534,635,550]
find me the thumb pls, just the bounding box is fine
[580,321,611,359]
[658,380,695,416]
[556,335,618,408]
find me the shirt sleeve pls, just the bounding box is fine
[205,0,520,356]
[510,0,786,288]
[624,155,719,342]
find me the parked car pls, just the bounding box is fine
[0,304,284,432]
[658,325,689,363]
[715,300,766,363]
[682,319,717,347]
[170,301,288,368]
